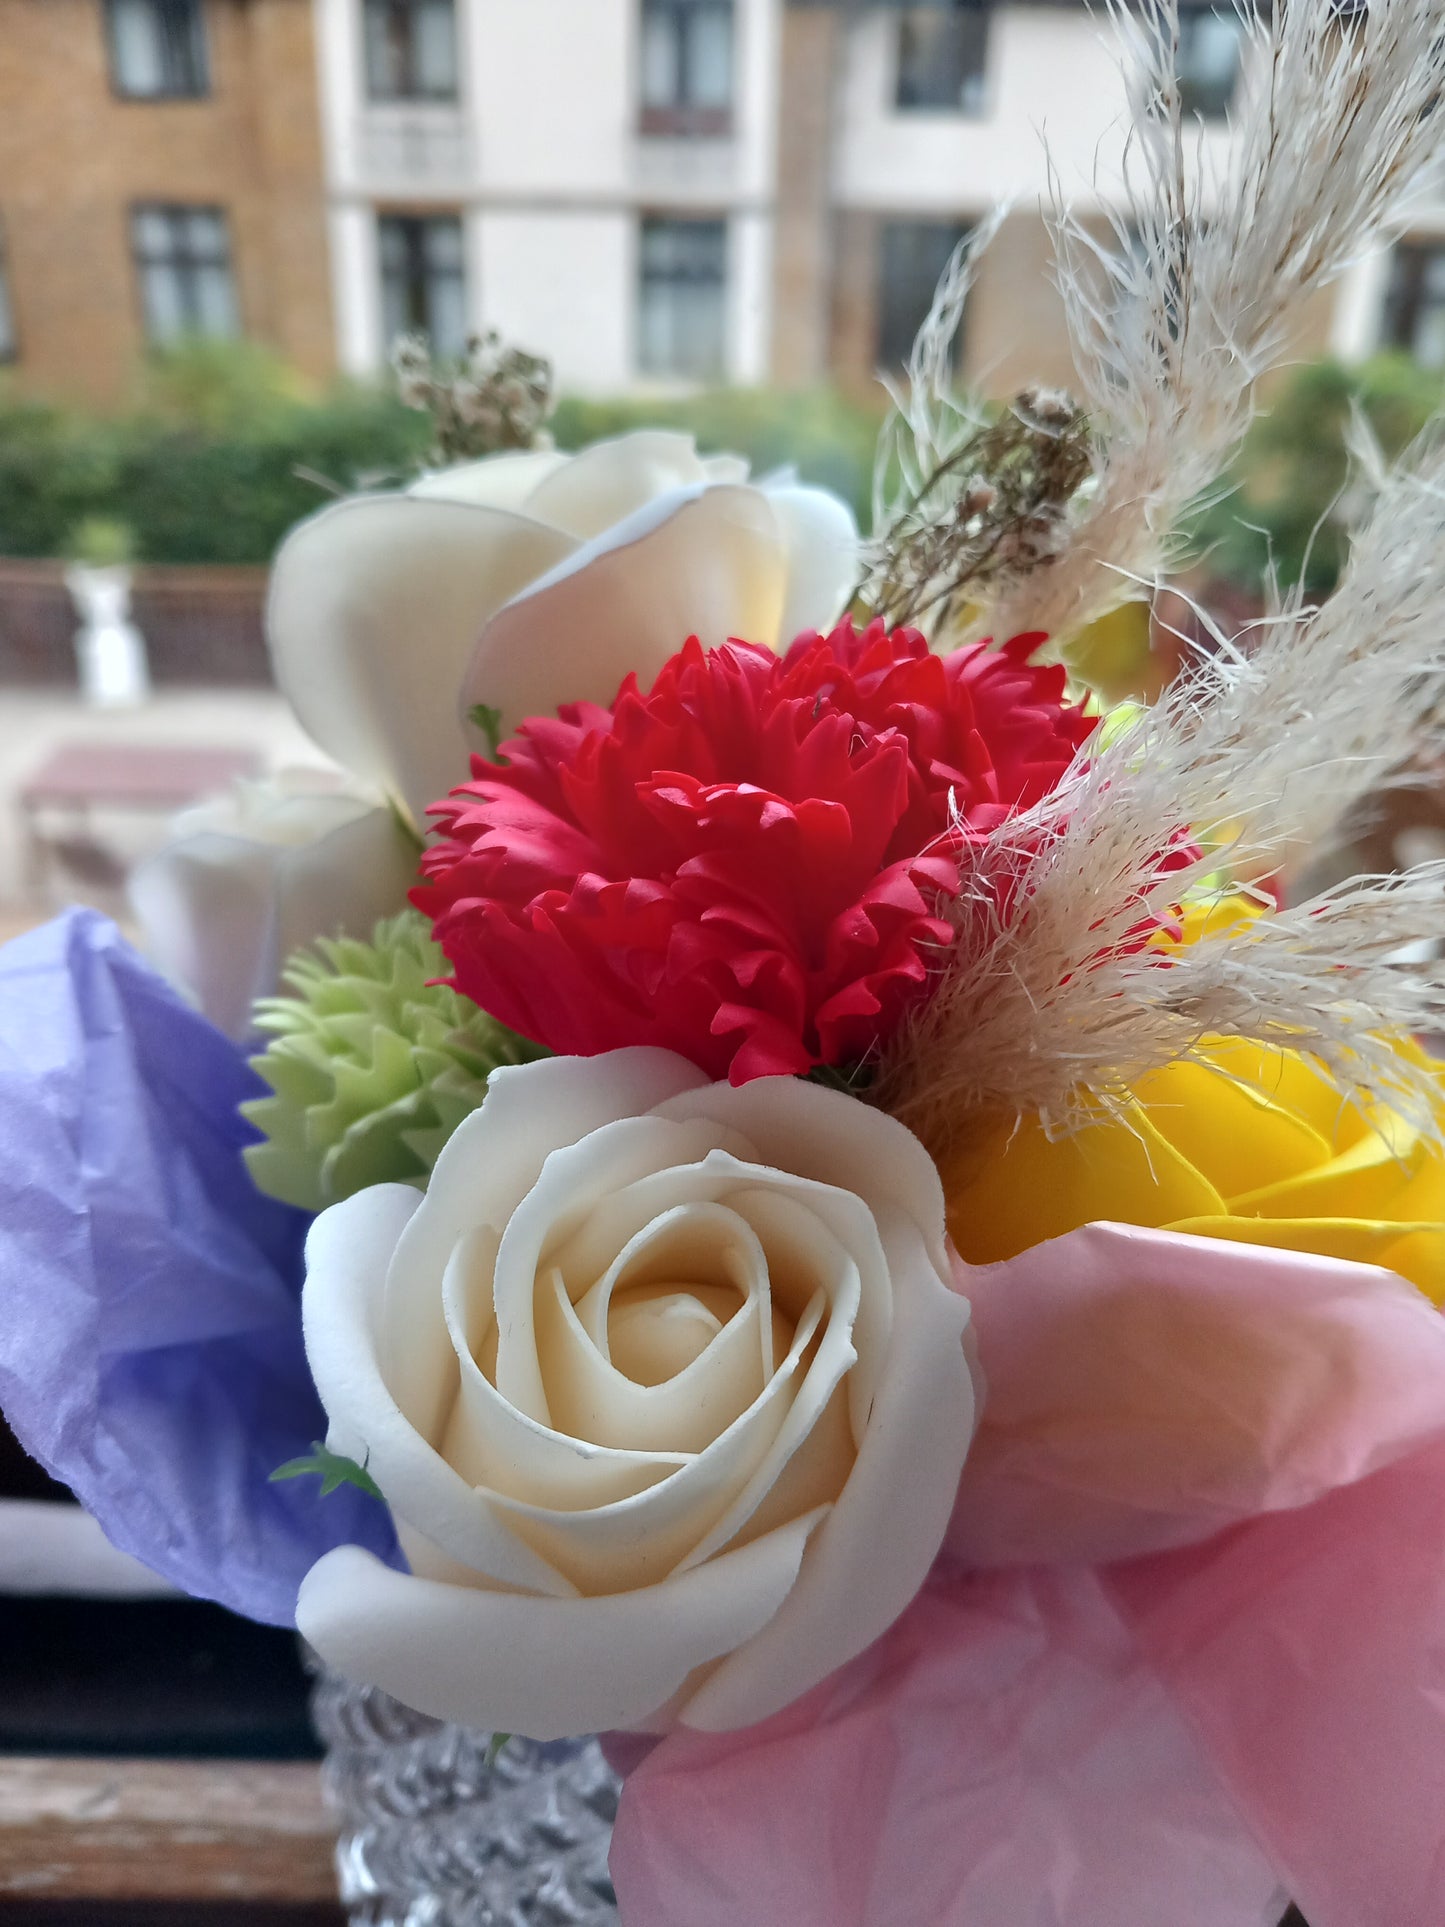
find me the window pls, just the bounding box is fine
[363,0,459,102]
[1383,242,1445,372]
[895,4,990,116]
[638,216,727,380]
[877,219,968,371]
[131,205,238,343]
[106,0,209,99]
[640,0,734,136]
[1177,8,1246,119]
[0,225,14,362]
[379,214,467,358]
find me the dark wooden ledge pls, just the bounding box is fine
[0,1756,342,1919]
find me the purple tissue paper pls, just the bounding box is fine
[0,909,397,1625]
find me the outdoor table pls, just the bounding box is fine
[17,741,262,895]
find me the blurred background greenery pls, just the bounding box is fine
[0,341,882,567]
[1190,354,1445,598]
[2,340,1440,599]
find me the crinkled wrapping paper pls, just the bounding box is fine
[614,1494,1445,1926]
[612,1226,1445,1926]
[612,1567,1289,1927]
[0,910,396,1623]
[1111,1435,1445,1927]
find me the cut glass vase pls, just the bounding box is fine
[311,1668,621,1925]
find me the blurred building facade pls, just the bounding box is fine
[0,0,335,404]
[314,0,781,387]
[0,0,1441,404]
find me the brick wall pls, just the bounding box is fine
[0,0,334,406]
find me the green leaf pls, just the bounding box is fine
[270,1441,385,1503]
[467,703,509,763]
[805,1061,873,1097]
[386,790,426,854]
[488,1732,512,1766]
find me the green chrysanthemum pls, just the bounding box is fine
[242,911,544,1212]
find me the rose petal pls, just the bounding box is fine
[657,1074,953,1285]
[484,1291,830,1595]
[501,1139,884,1425]
[541,1205,773,1449]
[267,494,575,817]
[680,1217,973,1730]
[488,1119,738,1425]
[672,1197,863,1568]
[296,1513,823,1741]
[302,1185,574,1595]
[764,482,860,645]
[517,430,710,539]
[944,1104,1226,1266]
[1169,1211,1445,1305]
[128,791,418,1040]
[701,452,751,484]
[458,484,789,737]
[437,1226,690,1513]
[442,1173,865,1594]
[1130,1053,1332,1198]
[378,1051,709,1439]
[408,449,571,511]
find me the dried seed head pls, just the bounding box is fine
[390,327,556,465]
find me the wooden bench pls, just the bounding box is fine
[17,740,262,897]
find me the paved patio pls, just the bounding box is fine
[0,688,331,946]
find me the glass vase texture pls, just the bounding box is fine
[311,1667,621,1926]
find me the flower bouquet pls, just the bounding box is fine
[6,5,1445,1922]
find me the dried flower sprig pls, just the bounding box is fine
[874,422,1445,1161]
[859,388,1093,635]
[863,212,1102,636]
[392,328,555,465]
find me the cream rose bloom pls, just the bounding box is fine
[296,1049,975,1741]
[127,772,419,1040]
[133,431,856,1030]
[267,429,860,823]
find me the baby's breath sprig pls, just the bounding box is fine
[392,328,556,465]
[859,388,1094,640]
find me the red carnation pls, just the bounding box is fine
[414,619,1093,1084]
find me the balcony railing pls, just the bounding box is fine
[639,103,733,139]
[349,110,475,193]
[631,129,741,199]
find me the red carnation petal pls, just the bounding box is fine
[415,620,1095,1082]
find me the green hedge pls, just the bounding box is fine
[0,343,881,565]
[3,340,1438,586]
[0,345,430,564]
[1190,354,1445,597]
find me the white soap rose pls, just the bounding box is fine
[267,430,859,823]
[127,772,418,1040]
[296,1049,975,1741]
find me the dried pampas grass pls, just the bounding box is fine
[876,426,1445,1159]
[991,0,1445,645]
